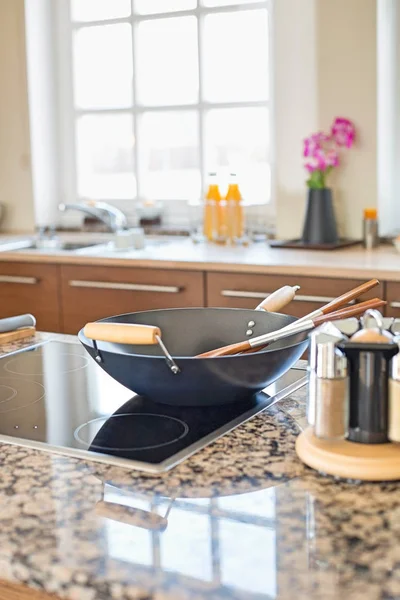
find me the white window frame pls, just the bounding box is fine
[54,0,275,227]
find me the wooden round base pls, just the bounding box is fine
[296,427,400,481]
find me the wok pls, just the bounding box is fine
[78,307,308,407]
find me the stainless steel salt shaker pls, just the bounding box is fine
[307,323,348,435]
[314,347,348,440]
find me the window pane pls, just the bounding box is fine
[205,108,270,204]
[160,508,212,580]
[220,520,276,596]
[203,10,269,102]
[73,24,133,109]
[71,0,131,22]
[202,0,264,5]
[136,17,198,106]
[76,114,136,200]
[135,0,196,14]
[138,111,200,200]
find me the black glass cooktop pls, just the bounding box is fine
[0,340,306,472]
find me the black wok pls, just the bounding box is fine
[78,307,308,407]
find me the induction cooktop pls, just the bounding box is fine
[0,340,306,473]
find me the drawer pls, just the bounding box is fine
[0,262,61,332]
[206,272,385,317]
[385,282,400,318]
[60,265,205,334]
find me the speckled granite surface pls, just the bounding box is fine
[0,334,399,600]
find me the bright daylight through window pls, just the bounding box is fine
[63,0,271,221]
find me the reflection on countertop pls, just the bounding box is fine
[0,334,399,600]
[1,232,400,279]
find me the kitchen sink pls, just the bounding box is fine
[0,236,172,254]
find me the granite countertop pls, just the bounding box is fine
[1,233,400,280]
[0,333,399,600]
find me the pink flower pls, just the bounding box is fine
[331,117,355,148]
[325,149,339,168]
[303,132,331,157]
[305,149,328,172]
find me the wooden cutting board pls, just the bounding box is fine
[0,327,36,344]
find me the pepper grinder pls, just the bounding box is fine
[339,310,398,444]
[388,334,400,442]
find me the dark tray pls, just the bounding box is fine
[269,238,361,251]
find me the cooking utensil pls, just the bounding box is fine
[0,327,35,344]
[83,322,180,374]
[197,298,386,358]
[0,313,36,333]
[79,307,308,406]
[241,279,380,355]
[255,285,300,312]
[292,278,380,325]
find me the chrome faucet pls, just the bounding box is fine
[58,201,128,233]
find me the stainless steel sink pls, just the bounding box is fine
[0,236,172,254]
[0,239,101,252]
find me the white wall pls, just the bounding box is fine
[274,0,378,241]
[0,0,35,232]
[25,0,61,228]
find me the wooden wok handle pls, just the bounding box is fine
[256,285,300,312]
[83,322,161,345]
[95,500,168,531]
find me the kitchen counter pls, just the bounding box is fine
[0,333,399,600]
[1,233,400,280]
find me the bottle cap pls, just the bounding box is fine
[363,208,377,219]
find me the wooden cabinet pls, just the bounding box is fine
[206,272,385,316]
[385,282,400,317]
[0,262,61,331]
[60,265,205,334]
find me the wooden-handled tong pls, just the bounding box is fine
[197,279,382,358]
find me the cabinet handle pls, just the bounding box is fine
[0,275,38,285]
[69,280,182,293]
[390,301,400,309]
[221,290,336,302]
[221,290,356,304]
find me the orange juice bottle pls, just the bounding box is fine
[203,173,219,241]
[226,173,244,243]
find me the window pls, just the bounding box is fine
[56,0,272,224]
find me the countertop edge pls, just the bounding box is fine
[0,250,399,280]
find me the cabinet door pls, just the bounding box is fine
[385,282,400,318]
[0,262,61,331]
[60,265,205,334]
[206,272,385,317]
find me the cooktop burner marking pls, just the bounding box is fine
[0,378,45,413]
[0,384,17,405]
[3,353,89,376]
[74,413,189,452]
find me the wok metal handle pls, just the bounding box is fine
[69,280,182,293]
[0,275,38,285]
[84,322,160,345]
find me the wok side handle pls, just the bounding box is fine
[83,322,161,345]
[256,285,300,312]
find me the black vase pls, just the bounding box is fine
[301,188,339,245]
